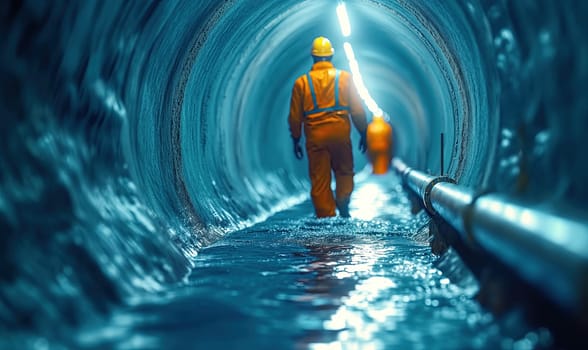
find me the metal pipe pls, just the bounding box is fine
[392,159,588,318]
[470,194,588,314]
[430,181,475,235]
[440,132,444,176]
[393,159,455,215]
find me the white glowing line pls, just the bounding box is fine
[336,3,351,37]
[342,41,383,116]
[343,42,355,61]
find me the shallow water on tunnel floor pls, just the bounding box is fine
[77,174,538,350]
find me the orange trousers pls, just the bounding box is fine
[369,151,392,174]
[305,121,353,218]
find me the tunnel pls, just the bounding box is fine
[1,0,588,349]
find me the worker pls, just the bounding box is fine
[288,36,367,218]
[366,114,393,174]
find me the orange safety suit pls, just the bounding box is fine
[367,116,393,174]
[289,61,367,217]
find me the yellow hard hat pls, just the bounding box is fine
[311,36,334,57]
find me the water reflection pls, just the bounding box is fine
[350,171,398,221]
[293,242,358,346]
[292,237,404,349]
[74,177,517,349]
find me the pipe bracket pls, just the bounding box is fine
[423,176,456,215]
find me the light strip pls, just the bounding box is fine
[338,3,383,117]
[343,42,383,116]
[336,3,351,37]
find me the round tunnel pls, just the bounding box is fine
[126,0,498,242]
[1,0,587,347]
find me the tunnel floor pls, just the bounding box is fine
[79,173,511,349]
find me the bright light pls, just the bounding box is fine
[336,3,351,37]
[342,42,383,116]
[338,3,384,117]
[349,181,392,220]
[343,42,355,61]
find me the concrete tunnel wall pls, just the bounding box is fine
[1,0,588,340]
[128,0,498,236]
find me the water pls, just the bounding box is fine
[1,0,587,348]
[77,174,519,349]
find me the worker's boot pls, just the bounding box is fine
[335,196,350,218]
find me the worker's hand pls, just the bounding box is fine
[294,144,303,159]
[359,133,367,153]
[293,138,303,159]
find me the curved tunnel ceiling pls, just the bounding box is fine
[3,0,588,341]
[4,0,585,267]
[125,0,498,239]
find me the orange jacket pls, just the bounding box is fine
[367,116,393,174]
[288,61,367,140]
